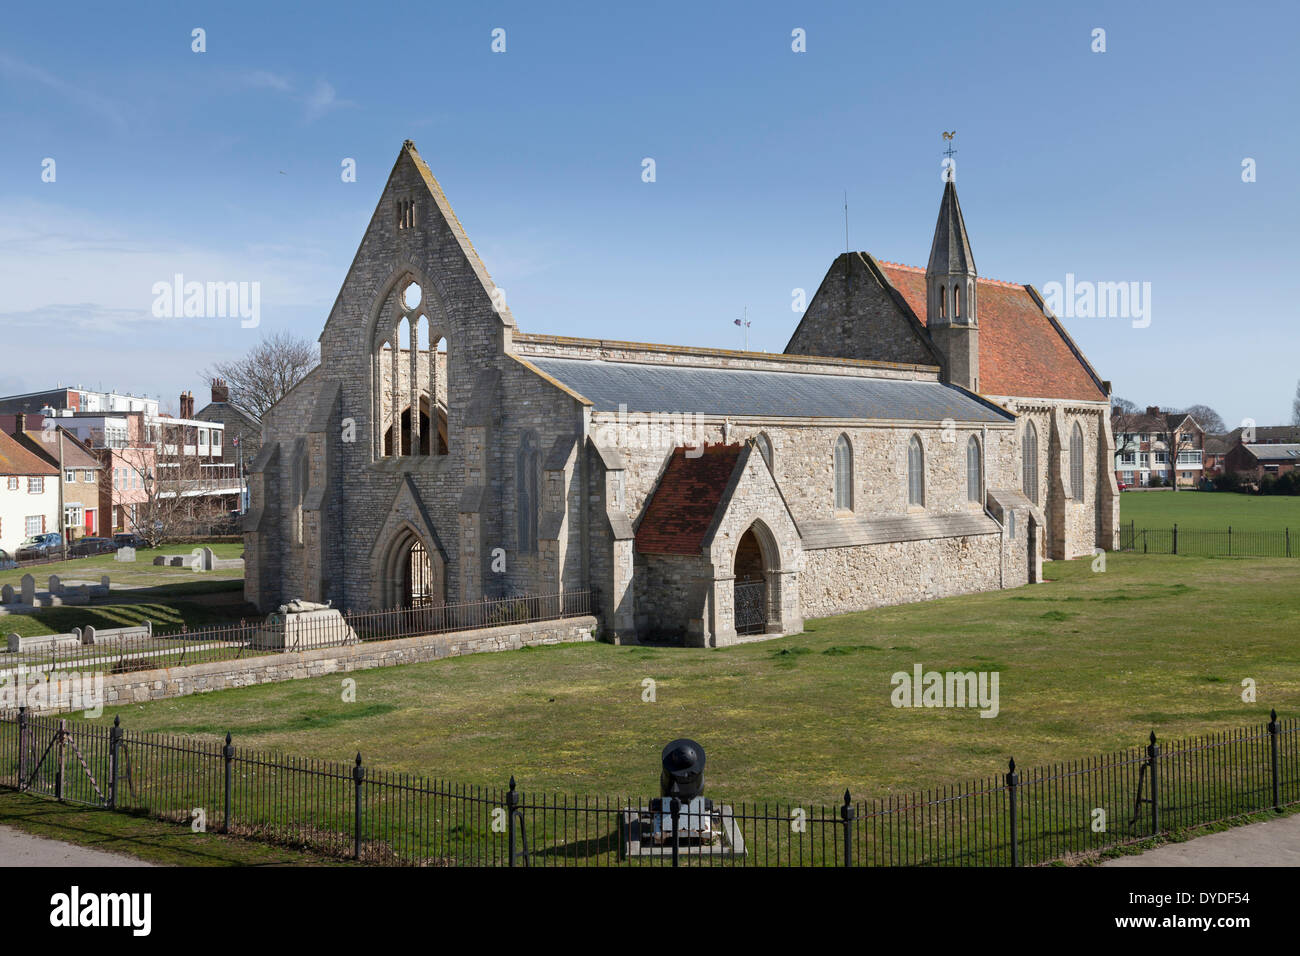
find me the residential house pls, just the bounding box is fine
[1112,406,1205,488]
[194,379,260,511]
[0,414,104,539]
[0,429,59,555]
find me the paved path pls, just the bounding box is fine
[0,824,154,867]
[1103,814,1300,867]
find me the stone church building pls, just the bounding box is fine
[245,141,1119,646]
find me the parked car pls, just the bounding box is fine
[0,548,15,570]
[113,532,150,550]
[69,536,118,557]
[15,532,65,561]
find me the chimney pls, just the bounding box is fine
[211,377,230,404]
[1145,406,1160,416]
[13,412,24,435]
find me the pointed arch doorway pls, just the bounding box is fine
[733,525,770,635]
[378,525,446,610]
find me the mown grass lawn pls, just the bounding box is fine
[0,540,244,591]
[1121,490,1300,531]
[90,553,1300,807]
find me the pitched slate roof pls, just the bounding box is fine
[1244,443,1300,462]
[877,262,1108,403]
[0,430,59,477]
[1226,425,1300,445]
[527,357,1013,424]
[14,428,100,470]
[636,444,743,555]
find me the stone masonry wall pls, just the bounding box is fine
[800,533,1004,618]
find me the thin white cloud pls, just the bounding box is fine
[233,69,350,123]
[0,52,129,132]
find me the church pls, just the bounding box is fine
[244,141,1119,646]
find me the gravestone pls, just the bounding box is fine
[20,574,35,605]
[47,574,61,595]
[116,546,136,562]
[1,584,12,604]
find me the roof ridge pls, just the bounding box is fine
[876,258,1025,288]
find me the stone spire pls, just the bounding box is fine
[925,178,979,390]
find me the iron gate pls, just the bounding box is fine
[406,541,434,608]
[734,580,768,635]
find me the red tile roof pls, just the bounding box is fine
[877,262,1107,402]
[0,430,60,477]
[635,443,743,556]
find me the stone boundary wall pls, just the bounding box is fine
[78,616,597,709]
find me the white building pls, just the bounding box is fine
[0,430,60,555]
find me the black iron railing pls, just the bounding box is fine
[0,590,595,675]
[1120,521,1295,558]
[1,709,1295,867]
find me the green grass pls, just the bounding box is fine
[0,540,244,591]
[91,553,1300,806]
[1121,490,1300,532]
[0,790,348,866]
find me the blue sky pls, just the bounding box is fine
[1,0,1296,426]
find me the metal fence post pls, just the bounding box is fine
[1172,524,1178,556]
[1268,710,1281,812]
[222,732,234,834]
[669,796,681,868]
[352,752,364,861]
[1228,526,1232,556]
[108,716,122,810]
[1006,758,1019,867]
[840,789,855,867]
[1147,732,1160,836]
[507,776,519,867]
[1287,528,1291,558]
[16,707,27,791]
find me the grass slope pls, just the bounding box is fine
[92,554,1300,806]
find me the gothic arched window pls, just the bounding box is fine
[967,434,982,503]
[908,434,925,506]
[1023,421,1039,504]
[517,431,540,553]
[1070,422,1085,499]
[517,431,539,552]
[834,434,853,511]
[954,284,962,320]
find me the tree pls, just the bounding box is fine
[1179,404,1225,435]
[1112,396,1139,416]
[115,443,229,547]
[1293,379,1300,426]
[204,331,319,423]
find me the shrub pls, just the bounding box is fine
[1214,470,1243,493]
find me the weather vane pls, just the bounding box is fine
[941,131,957,181]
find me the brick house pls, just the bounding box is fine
[0,413,103,538]
[0,429,59,555]
[1224,442,1300,481]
